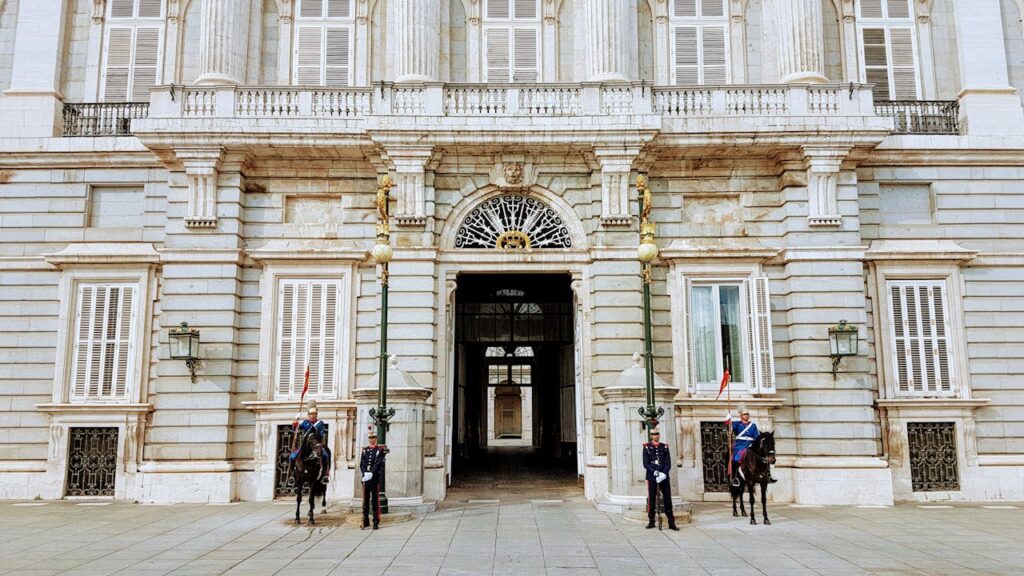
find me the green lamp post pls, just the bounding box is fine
[369,175,396,514]
[636,175,664,434]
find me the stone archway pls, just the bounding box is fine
[440,186,587,251]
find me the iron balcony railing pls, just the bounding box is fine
[62,102,150,136]
[874,100,960,135]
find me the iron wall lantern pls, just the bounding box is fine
[169,322,200,382]
[828,319,858,377]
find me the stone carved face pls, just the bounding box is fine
[503,162,524,185]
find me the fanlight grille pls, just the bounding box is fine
[455,194,572,249]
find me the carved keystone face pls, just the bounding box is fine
[503,162,524,185]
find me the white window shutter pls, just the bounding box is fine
[889,28,918,100]
[322,282,338,396]
[299,0,323,18]
[701,0,725,18]
[673,26,699,85]
[514,0,537,19]
[69,284,135,402]
[324,27,351,86]
[674,0,697,18]
[131,27,161,101]
[71,286,94,400]
[110,0,135,18]
[276,280,339,398]
[114,286,135,399]
[512,28,538,82]
[886,0,911,18]
[888,281,953,396]
[486,28,511,83]
[277,282,296,397]
[745,277,775,394]
[682,278,697,392]
[860,0,884,18]
[487,0,510,19]
[326,0,351,18]
[103,28,133,102]
[137,0,163,18]
[296,26,324,85]
[701,26,728,84]
[861,28,890,100]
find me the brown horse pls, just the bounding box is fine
[291,427,329,525]
[729,431,776,525]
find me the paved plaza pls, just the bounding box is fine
[1,492,1021,576]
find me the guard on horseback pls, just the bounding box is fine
[730,405,776,487]
[642,427,679,531]
[290,400,331,484]
[360,426,387,530]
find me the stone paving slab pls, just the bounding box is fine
[0,499,1021,575]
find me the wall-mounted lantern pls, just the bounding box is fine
[828,319,858,378]
[169,322,200,383]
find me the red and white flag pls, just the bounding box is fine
[293,365,310,429]
[715,369,731,401]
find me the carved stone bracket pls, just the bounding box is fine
[489,159,538,191]
[179,148,224,229]
[803,147,848,228]
[593,148,640,226]
[92,0,106,23]
[384,146,438,226]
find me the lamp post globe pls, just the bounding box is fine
[638,241,659,264]
[372,242,393,265]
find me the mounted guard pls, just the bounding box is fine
[290,400,331,484]
[730,405,776,486]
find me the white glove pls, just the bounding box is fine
[656,472,667,483]
[362,472,373,482]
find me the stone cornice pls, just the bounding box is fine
[36,403,154,414]
[865,240,978,263]
[242,399,357,412]
[247,240,368,264]
[875,398,990,410]
[660,239,779,262]
[44,243,161,268]
[674,397,785,409]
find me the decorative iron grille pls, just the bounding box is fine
[700,421,731,493]
[874,100,960,135]
[455,194,572,249]
[62,102,150,136]
[275,423,329,497]
[907,422,959,492]
[66,427,118,497]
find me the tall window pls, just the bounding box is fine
[294,0,354,86]
[69,284,138,402]
[670,0,728,85]
[685,277,774,394]
[483,0,540,82]
[102,0,164,102]
[887,280,954,396]
[275,279,340,399]
[857,0,919,101]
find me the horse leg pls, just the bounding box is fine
[294,480,302,525]
[308,483,316,525]
[738,473,747,517]
[761,481,771,525]
[748,481,757,525]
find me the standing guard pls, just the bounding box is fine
[642,428,679,531]
[360,426,387,529]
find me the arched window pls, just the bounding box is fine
[454,194,572,250]
[293,0,354,86]
[482,0,541,82]
[857,0,919,101]
[670,0,728,85]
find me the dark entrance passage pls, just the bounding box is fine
[451,274,580,497]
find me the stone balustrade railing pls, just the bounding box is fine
[146,82,877,122]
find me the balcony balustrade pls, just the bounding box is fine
[62,102,150,136]
[874,100,960,135]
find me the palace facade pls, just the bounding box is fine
[1,0,1024,507]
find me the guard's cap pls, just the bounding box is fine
[367,425,377,438]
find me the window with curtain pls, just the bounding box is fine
[294,0,354,86]
[887,280,955,397]
[670,0,729,85]
[102,0,164,102]
[275,279,341,399]
[483,0,540,82]
[69,283,138,402]
[857,0,919,101]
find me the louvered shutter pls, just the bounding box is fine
[103,28,133,102]
[276,280,339,398]
[745,277,775,394]
[514,0,537,19]
[859,0,884,18]
[673,26,699,84]
[886,0,911,18]
[110,0,135,18]
[299,0,323,18]
[326,0,351,18]
[674,0,697,18]
[861,28,890,101]
[296,26,323,84]
[701,0,725,17]
[888,281,953,396]
[888,28,918,99]
[513,28,538,82]
[701,26,727,84]
[137,0,162,18]
[69,284,135,402]
[682,278,697,392]
[487,0,510,19]
[131,28,160,101]
[486,28,511,82]
[324,27,351,86]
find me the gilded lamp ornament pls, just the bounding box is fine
[372,176,394,270]
[635,174,663,432]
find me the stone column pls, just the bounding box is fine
[0,0,69,136]
[395,0,441,82]
[584,0,632,82]
[195,0,251,85]
[771,0,827,84]
[952,0,1024,134]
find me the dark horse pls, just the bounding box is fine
[291,427,329,525]
[729,431,776,525]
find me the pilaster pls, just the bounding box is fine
[594,147,639,226]
[179,149,224,229]
[803,147,849,228]
[383,146,438,226]
[584,0,633,82]
[395,0,441,82]
[952,0,1024,134]
[195,0,251,85]
[275,0,294,85]
[0,0,70,137]
[771,0,827,84]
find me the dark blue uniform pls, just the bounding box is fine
[642,442,676,526]
[289,418,331,478]
[360,444,386,527]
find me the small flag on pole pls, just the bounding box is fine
[715,369,731,401]
[293,365,310,429]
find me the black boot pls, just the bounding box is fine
[645,521,655,529]
[668,523,680,531]
[768,474,778,483]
